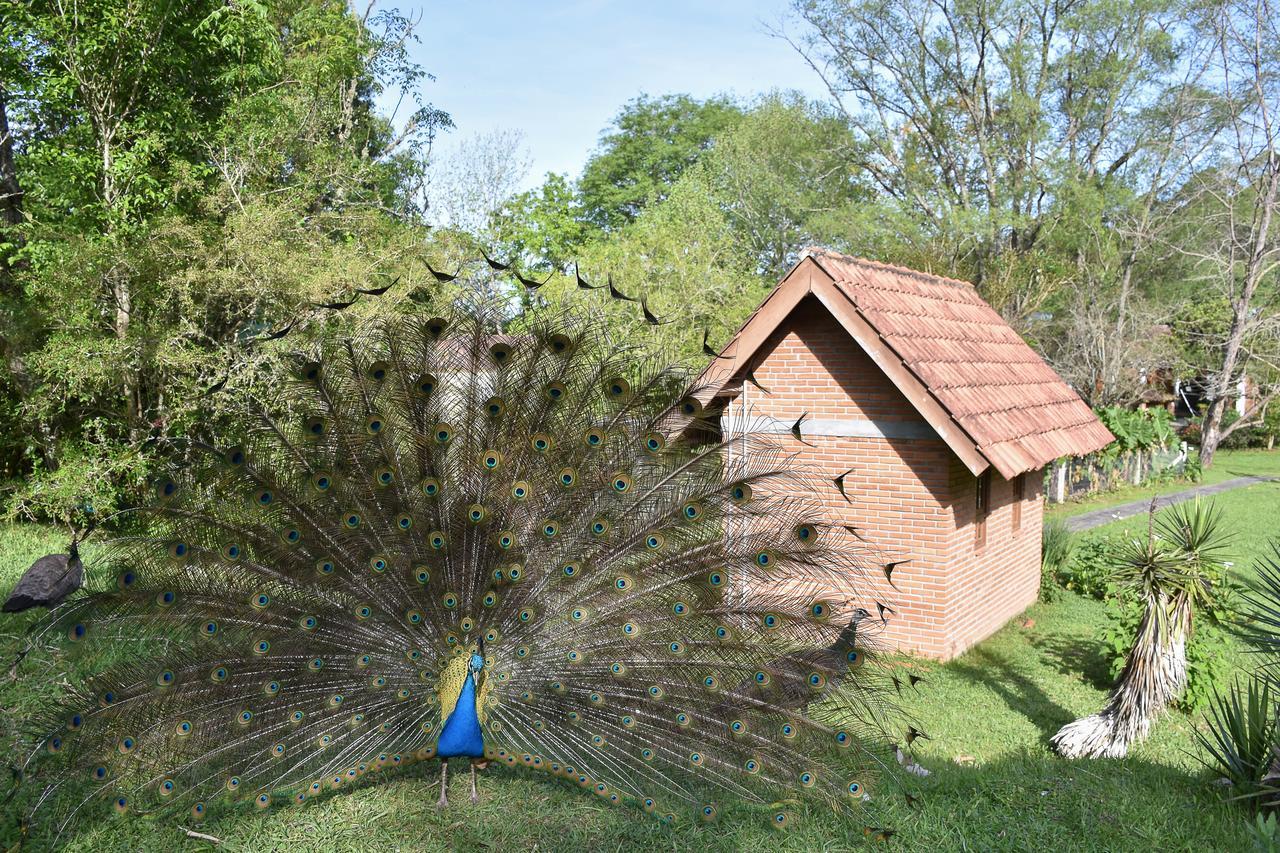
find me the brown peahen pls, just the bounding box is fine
[17,301,902,839]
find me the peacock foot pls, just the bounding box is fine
[436,791,448,810]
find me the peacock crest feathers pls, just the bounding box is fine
[21,302,905,837]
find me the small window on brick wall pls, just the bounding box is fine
[1012,473,1025,532]
[975,470,991,549]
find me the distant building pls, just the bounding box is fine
[694,248,1113,660]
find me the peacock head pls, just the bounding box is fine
[469,638,485,675]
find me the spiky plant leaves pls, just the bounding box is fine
[1195,675,1280,806]
[1053,499,1233,759]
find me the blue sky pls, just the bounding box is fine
[388,1,828,186]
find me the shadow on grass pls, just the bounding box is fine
[1029,630,1117,692]
[946,649,1078,743]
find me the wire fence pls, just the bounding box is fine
[1044,443,1190,505]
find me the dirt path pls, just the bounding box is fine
[1065,476,1276,532]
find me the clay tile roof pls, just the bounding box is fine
[696,248,1113,478]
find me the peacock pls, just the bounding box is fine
[14,297,904,841]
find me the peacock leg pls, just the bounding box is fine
[469,761,479,804]
[437,759,448,809]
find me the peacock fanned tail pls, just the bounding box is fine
[22,306,901,835]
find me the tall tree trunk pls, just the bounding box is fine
[0,90,21,229]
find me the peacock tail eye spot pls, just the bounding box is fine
[756,550,774,567]
[496,531,515,549]
[467,504,487,523]
[305,418,326,437]
[549,333,572,353]
[641,748,654,761]
[583,429,605,447]
[772,811,792,830]
[429,531,447,549]
[611,473,631,493]
[545,381,566,401]
[623,622,638,635]
[264,680,281,695]
[678,396,703,417]
[117,570,136,590]
[316,559,336,576]
[808,672,827,689]
[92,766,108,781]
[225,447,246,467]
[730,720,745,734]
[46,736,62,753]
[648,685,664,698]
[671,601,688,616]
[157,669,175,686]
[69,622,86,641]
[689,751,702,763]
[344,513,362,529]
[511,481,530,500]
[369,556,389,573]
[426,317,448,337]
[210,666,227,682]
[223,544,242,561]
[255,640,271,654]
[847,781,862,795]
[508,565,522,580]
[416,373,437,396]
[644,433,664,453]
[300,615,318,630]
[605,377,631,401]
[591,518,609,536]
[191,802,206,819]
[614,575,632,591]
[762,613,779,629]
[365,414,385,435]
[781,724,796,738]
[406,609,424,624]
[799,771,816,787]
[366,361,389,383]
[702,805,718,822]
[160,779,175,795]
[251,592,271,609]
[157,590,176,606]
[645,533,665,550]
[443,594,459,610]
[238,710,253,725]
[483,592,497,607]
[355,604,372,620]
[397,514,413,530]
[375,468,394,486]
[300,361,322,383]
[796,524,815,542]
[708,571,724,587]
[682,501,703,520]
[433,423,453,444]
[309,657,325,671]
[519,608,534,622]
[754,671,769,684]
[168,541,189,559]
[113,796,128,814]
[481,450,502,470]
[558,468,577,488]
[835,731,850,745]
[730,482,752,504]
[420,478,441,497]
[490,343,512,363]
[542,521,559,538]
[705,675,719,689]
[100,690,116,706]
[530,433,552,452]
[669,641,684,655]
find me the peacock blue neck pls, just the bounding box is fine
[436,672,484,758]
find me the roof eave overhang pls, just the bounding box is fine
[693,255,992,477]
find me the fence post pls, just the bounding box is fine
[1054,461,1067,503]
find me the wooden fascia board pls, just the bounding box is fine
[691,258,818,403]
[807,270,991,477]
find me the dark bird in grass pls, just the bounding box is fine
[355,277,399,296]
[607,273,637,303]
[3,540,85,613]
[480,249,511,271]
[424,261,459,282]
[834,468,854,503]
[883,559,910,588]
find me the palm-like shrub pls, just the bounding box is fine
[1197,544,1280,808]
[1053,499,1231,758]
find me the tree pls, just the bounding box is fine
[578,93,742,231]
[782,0,1187,319]
[1180,0,1280,467]
[699,92,866,278]
[0,0,449,520]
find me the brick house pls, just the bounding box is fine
[694,248,1113,660]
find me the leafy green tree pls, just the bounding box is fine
[578,93,742,231]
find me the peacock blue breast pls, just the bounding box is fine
[436,671,484,758]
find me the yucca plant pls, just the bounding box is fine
[1197,676,1280,803]
[1053,499,1231,758]
[1197,543,1280,812]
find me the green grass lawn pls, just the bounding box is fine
[1045,448,1280,524]
[2,475,1275,850]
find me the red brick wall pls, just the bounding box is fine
[725,297,1043,660]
